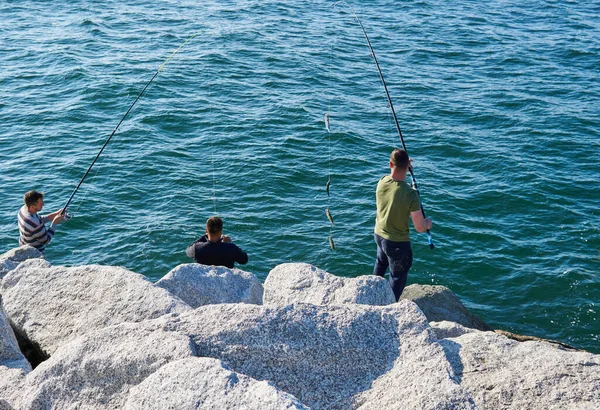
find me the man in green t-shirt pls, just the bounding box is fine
[374,149,432,300]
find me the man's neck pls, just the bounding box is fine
[207,233,221,243]
[390,169,407,181]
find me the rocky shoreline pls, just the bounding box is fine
[1,246,599,409]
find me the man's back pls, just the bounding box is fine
[186,235,248,269]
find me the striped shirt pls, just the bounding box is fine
[18,205,55,253]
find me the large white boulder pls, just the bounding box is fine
[17,322,196,410]
[153,301,473,409]
[0,259,191,355]
[156,263,263,308]
[438,331,600,409]
[124,357,309,410]
[263,263,395,306]
[0,246,43,280]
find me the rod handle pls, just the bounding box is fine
[427,230,434,249]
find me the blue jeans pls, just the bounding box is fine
[373,233,413,301]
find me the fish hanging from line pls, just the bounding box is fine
[326,177,331,196]
[325,208,334,225]
[324,113,331,133]
[329,236,335,251]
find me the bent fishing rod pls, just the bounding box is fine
[61,32,199,216]
[335,2,434,249]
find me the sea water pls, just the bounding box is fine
[1,0,598,352]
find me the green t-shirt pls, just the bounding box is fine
[374,175,422,242]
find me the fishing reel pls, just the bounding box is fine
[62,211,72,222]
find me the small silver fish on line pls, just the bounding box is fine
[326,177,331,196]
[329,236,335,251]
[324,113,331,133]
[325,208,334,225]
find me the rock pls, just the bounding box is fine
[0,246,43,280]
[351,310,478,410]
[400,284,492,331]
[430,320,482,340]
[263,263,395,306]
[17,322,196,410]
[0,400,14,410]
[124,357,310,410]
[156,263,263,308]
[0,298,27,365]
[153,301,473,409]
[494,328,579,350]
[1,260,191,355]
[439,331,600,409]
[0,300,30,408]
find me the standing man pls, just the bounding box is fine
[186,216,248,269]
[18,190,64,253]
[374,149,432,300]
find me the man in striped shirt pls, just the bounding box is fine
[18,190,64,253]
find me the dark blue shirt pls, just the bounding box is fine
[186,235,248,269]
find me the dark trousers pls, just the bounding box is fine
[373,233,413,301]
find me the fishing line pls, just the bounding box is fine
[209,82,218,215]
[70,164,102,215]
[325,17,336,251]
[61,32,200,216]
[334,1,434,249]
[325,112,334,250]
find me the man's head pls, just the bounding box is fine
[24,190,44,212]
[390,149,410,170]
[206,216,223,235]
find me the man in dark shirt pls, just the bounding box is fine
[186,216,248,269]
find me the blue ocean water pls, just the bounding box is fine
[1,0,598,352]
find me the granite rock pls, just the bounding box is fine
[430,320,482,340]
[263,263,395,306]
[0,300,31,408]
[156,263,263,308]
[352,308,477,410]
[400,284,492,331]
[124,357,309,410]
[439,331,600,409]
[17,322,196,410]
[0,400,14,410]
[0,246,43,280]
[153,301,473,410]
[0,298,26,365]
[1,260,191,355]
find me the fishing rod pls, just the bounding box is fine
[61,32,199,216]
[335,2,434,249]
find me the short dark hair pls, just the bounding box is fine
[390,149,409,170]
[206,216,223,234]
[24,190,44,207]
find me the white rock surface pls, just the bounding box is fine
[17,322,196,410]
[0,300,30,408]
[0,400,14,410]
[1,260,191,355]
[263,263,395,306]
[124,357,309,410]
[430,320,482,340]
[154,301,473,410]
[352,310,478,410]
[439,331,600,409]
[156,263,263,308]
[401,284,492,331]
[0,246,43,279]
